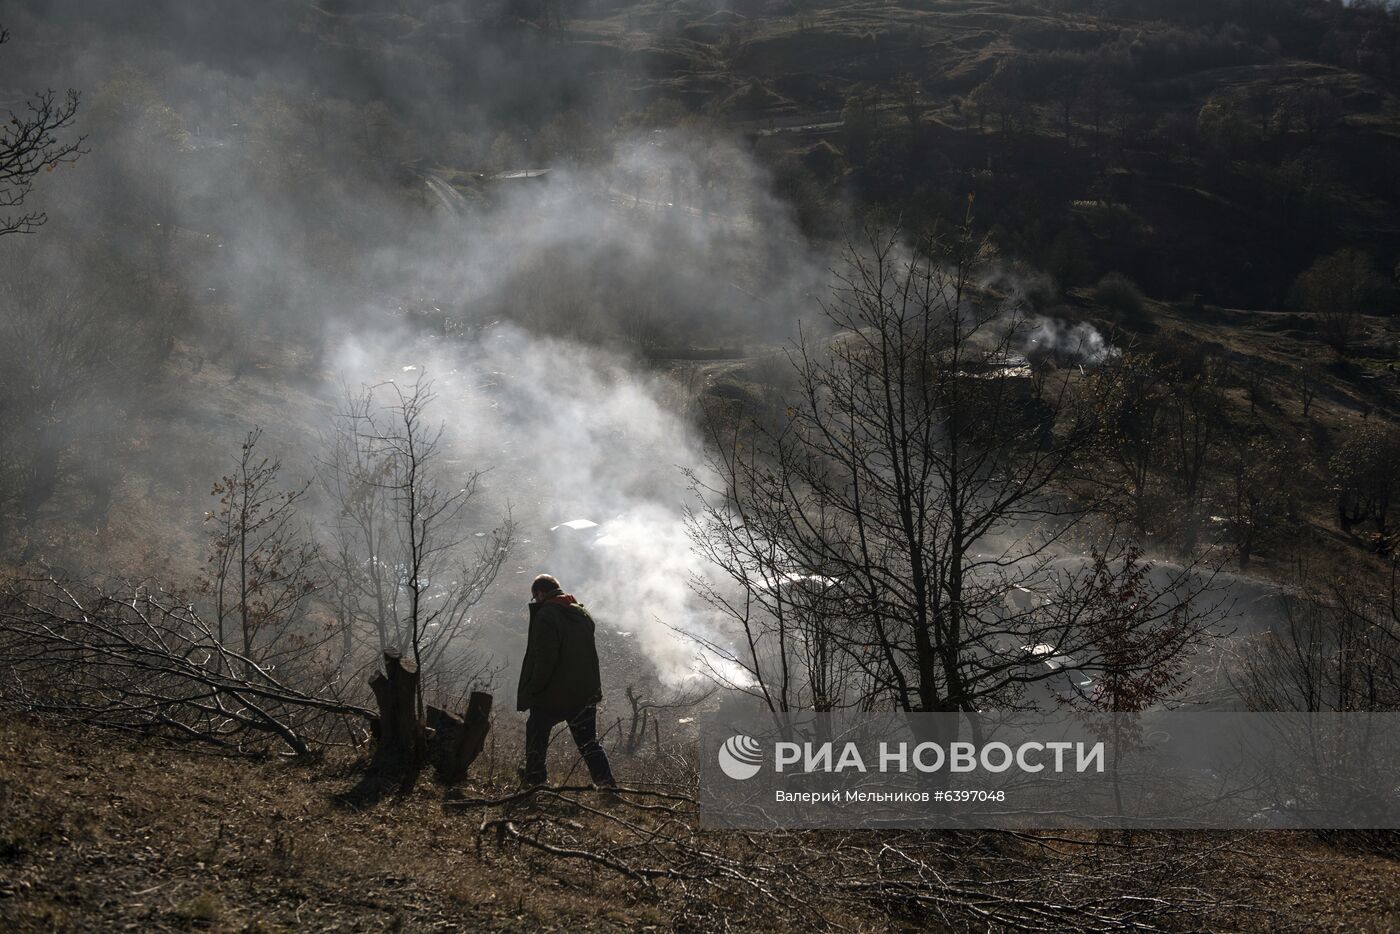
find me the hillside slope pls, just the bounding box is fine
[5,716,1400,932]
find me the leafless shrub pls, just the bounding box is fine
[1097,348,1227,548]
[1094,272,1148,327]
[616,682,715,756]
[200,428,323,674]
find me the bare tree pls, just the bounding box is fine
[0,26,86,236]
[1069,547,1199,716]
[1330,419,1400,546]
[1097,348,1225,549]
[199,428,322,675]
[1241,565,1400,713]
[1164,356,1225,551]
[1097,354,1167,536]
[319,375,513,716]
[1298,362,1322,417]
[1064,546,1203,818]
[685,218,1215,727]
[1294,248,1382,355]
[319,386,399,673]
[1222,433,1296,569]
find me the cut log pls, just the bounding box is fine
[368,651,424,775]
[427,691,492,785]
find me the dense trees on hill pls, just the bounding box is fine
[1052,0,1396,62]
[5,0,1394,313]
[814,0,1400,311]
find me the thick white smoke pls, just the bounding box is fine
[330,325,731,686]
[322,135,818,687]
[1022,316,1121,366]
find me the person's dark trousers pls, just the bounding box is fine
[524,704,615,787]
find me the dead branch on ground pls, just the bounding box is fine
[0,577,373,756]
[461,783,1248,931]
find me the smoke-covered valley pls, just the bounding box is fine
[0,0,1349,703]
[0,1,855,698]
[7,0,1399,711]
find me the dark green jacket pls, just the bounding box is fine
[516,596,603,712]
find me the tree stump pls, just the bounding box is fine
[426,691,492,785]
[368,651,424,775]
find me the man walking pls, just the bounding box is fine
[517,573,616,788]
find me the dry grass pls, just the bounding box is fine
[3,716,1400,932]
[0,716,687,932]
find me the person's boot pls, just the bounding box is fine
[515,767,546,811]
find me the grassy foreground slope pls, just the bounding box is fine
[4,715,1400,932]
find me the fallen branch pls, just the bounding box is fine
[0,577,372,756]
[467,788,1246,931]
[448,783,697,809]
